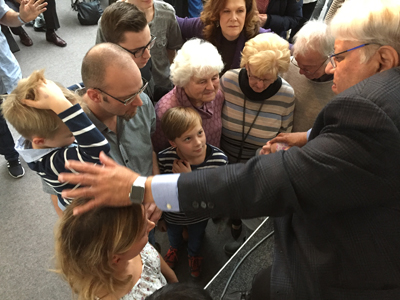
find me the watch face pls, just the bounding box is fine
[130,177,146,204]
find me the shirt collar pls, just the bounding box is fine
[175,86,215,117]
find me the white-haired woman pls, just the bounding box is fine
[221,32,295,163]
[152,38,224,153]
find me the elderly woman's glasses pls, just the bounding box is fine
[291,57,328,76]
[94,78,148,106]
[247,66,274,84]
[119,35,157,58]
[328,43,372,68]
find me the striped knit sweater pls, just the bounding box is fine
[16,104,110,210]
[220,68,295,162]
[158,144,228,225]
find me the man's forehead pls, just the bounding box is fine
[121,28,151,49]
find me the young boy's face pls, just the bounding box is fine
[43,123,75,148]
[170,120,206,161]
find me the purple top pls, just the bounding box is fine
[176,17,270,71]
[152,86,225,153]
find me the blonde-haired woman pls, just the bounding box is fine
[221,32,294,256]
[220,32,295,163]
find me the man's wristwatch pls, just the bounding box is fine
[129,176,147,204]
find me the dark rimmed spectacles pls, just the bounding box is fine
[119,35,157,58]
[291,56,328,76]
[328,43,373,68]
[94,78,148,106]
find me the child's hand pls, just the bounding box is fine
[260,141,273,155]
[172,159,191,173]
[23,80,72,114]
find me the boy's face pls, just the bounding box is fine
[170,121,206,161]
[43,123,75,148]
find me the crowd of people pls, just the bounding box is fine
[1,0,400,299]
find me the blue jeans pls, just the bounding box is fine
[0,111,19,161]
[148,228,156,247]
[166,219,208,256]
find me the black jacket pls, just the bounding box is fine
[263,0,303,38]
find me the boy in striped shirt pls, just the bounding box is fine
[2,70,110,215]
[157,106,228,278]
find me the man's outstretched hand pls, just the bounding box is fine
[58,152,161,222]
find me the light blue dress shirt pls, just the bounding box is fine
[0,0,22,94]
[151,173,180,212]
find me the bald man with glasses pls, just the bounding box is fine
[79,43,160,246]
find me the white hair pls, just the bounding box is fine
[293,20,335,58]
[330,0,400,62]
[170,38,224,87]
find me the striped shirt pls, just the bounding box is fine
[16,104,110,210]
[158,144,228,225]
[220,68,295,162]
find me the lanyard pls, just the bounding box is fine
[236,97,265,162]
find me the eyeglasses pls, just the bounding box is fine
[246,65,274,84]
[328,43,372,68]
[291,56,328,76]
[94,78,148,106]
[119,35,156,58]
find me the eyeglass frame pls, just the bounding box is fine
[290,56,328,76]
[94,78,148,106]
[328,43,373,68]
[119,35,157,58]
[246,64,275,85]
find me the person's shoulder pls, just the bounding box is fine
[279,77,295,94]
[155,88,178,111]
[154,0,176,16]
[207,144,229,163]
[223,69,240,79]
[158,146,177,157]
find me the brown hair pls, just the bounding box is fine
[101,2,148,44]
[200,0,260,46]
[54,198,145,300]
[1,70,78,140]
[161,107,203,141]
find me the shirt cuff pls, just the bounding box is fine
[151,173,180,212]
[307,128,312,140]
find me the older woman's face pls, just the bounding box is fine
[219,0,246,41]
[246,64,276,93]
[184,73,220,106]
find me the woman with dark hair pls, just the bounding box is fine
[177,0,270,74]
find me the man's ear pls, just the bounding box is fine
[32,137,46,146]
[377,46,399,72]
[86,88,102,103]
[168,139,177,148]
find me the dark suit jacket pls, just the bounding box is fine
[178,67,400,299]
[263,0,303,38]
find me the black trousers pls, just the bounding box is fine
[0,108,19,162]
[249,266,272,300]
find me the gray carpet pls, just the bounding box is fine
[0,1,274,298]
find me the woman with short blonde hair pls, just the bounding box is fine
[220,32,294,162]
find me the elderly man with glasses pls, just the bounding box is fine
[61,1,400,299]
[281,20,336,133]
